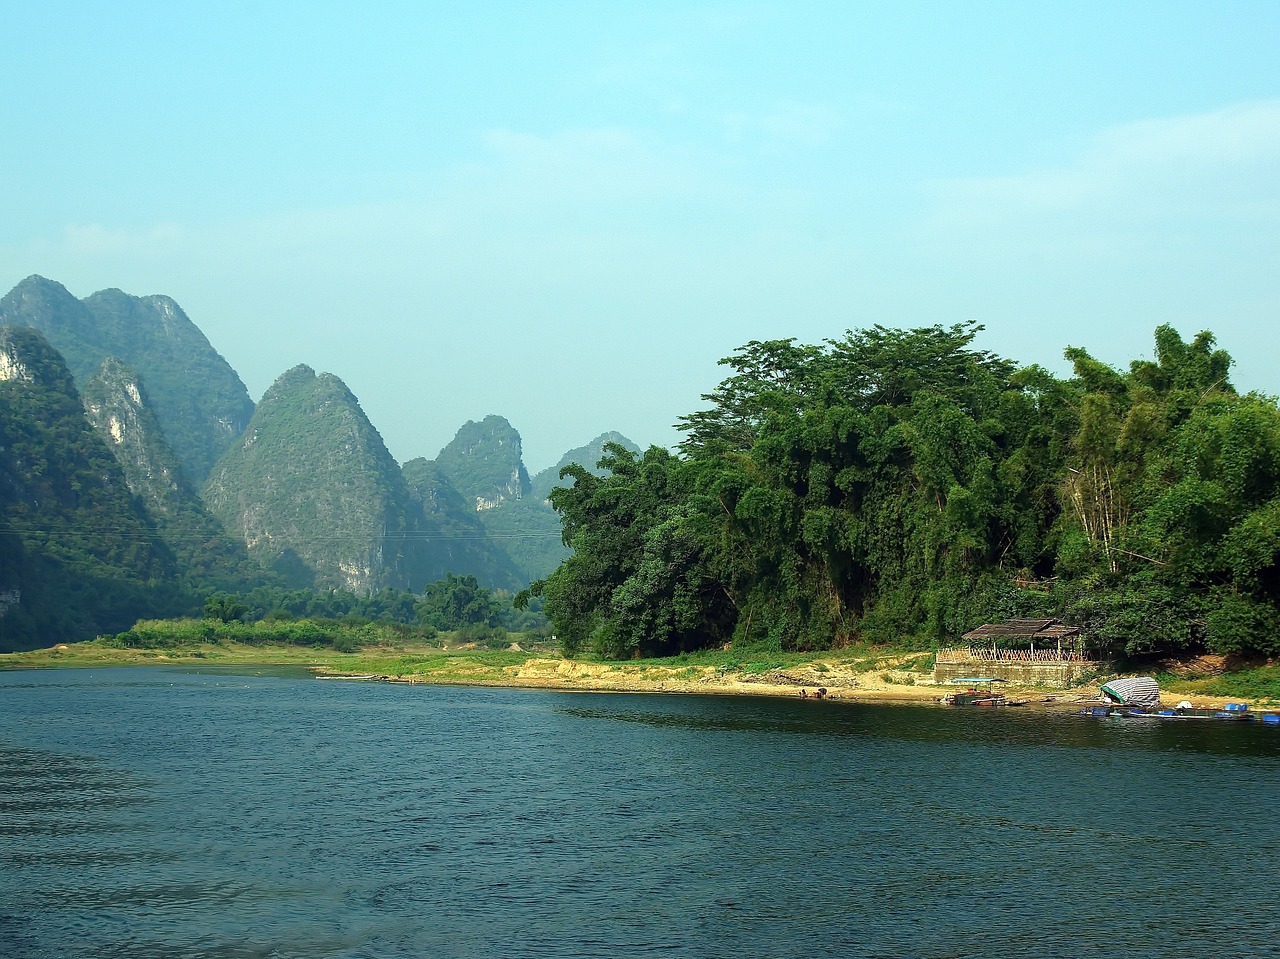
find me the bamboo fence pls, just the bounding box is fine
[936,646,1094,664]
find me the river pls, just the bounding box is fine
[2,666,1277,958]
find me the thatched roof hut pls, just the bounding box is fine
[962,618,1081,645]
[935,619,1094,686]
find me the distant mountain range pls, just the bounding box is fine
[0,275,640,648]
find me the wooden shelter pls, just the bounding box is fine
[935,618,1095,687]
[956,618,1086,660]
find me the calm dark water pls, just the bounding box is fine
[1,667,1277,959]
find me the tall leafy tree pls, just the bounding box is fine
[676,339,830,455]
[415,574,500,630]
[528,445,733,658]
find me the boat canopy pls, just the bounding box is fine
[1100,677,1161,708]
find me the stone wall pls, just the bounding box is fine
[934,659,1098,688]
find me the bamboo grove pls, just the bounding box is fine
[522,323,1280,662]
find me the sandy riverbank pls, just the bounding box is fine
[327,656,1237,711]
[4,639,1263,709]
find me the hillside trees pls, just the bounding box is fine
[0,328,181,647]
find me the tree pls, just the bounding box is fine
[534,321,1278,663]
[203,592,247,623]
[532,445,734,658]
[676,339,829,455]
[415,574,499,630]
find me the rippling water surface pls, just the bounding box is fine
[1,666,1278,958]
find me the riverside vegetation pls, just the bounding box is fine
[3,272,1280,691]
[521,322,1280,674]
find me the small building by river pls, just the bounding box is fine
[934,618,1098,688]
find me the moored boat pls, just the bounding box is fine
[941,679,1028,706]
[1079,703,1279,723]
[1099,676,1161,709]
[944,688,1007,706]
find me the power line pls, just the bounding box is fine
[0,522,566,543]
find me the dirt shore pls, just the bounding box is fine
[4,640,1261,709]
[354,656,1240,711]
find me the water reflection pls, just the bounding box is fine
[555,692,1280,758]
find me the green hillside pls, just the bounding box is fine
[201,365,427,592]
[433,415,532,510]
[0,328,180,649]
[401,457,525,590]
[0,276,254,483]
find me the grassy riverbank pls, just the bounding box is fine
[4,629,1278,707]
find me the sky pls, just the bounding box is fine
[4,1,1279,472]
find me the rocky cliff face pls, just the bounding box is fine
[81,358,256,587]
[432,415,532,511]
[81,358,188,517]
[0,276,254,483]
[202,365,425,593]
[401,458,525,590]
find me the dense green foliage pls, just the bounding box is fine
[201,577,545,634]
[530,324,1280,663]
[414,573,501,629]
[104,616,437,653]
[0,276,254,483]
[0,328,185,649]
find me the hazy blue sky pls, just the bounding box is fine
[4,1,1279,471]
